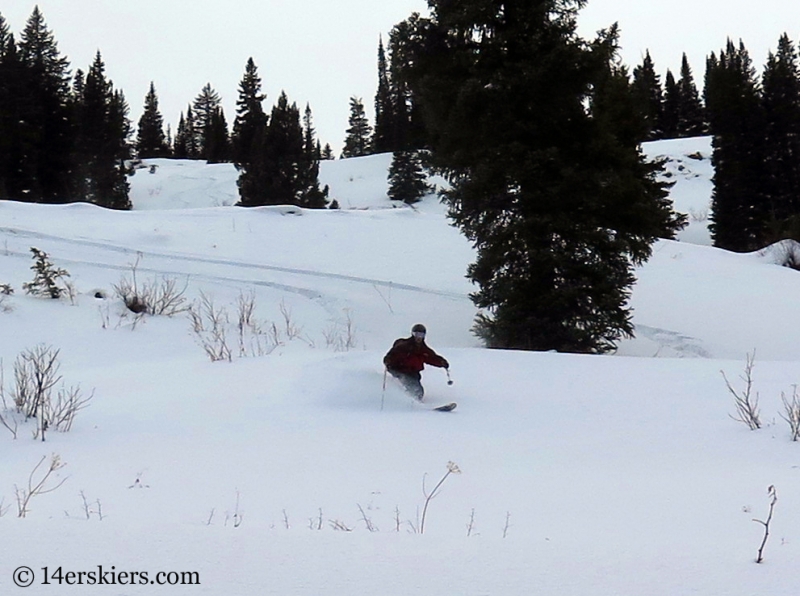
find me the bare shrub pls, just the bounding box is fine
[0,360,18,439]
[15,454,68,518]
[753,485,778,563]
[279,299,303,340]
[780,385,800,441]
[113,255,188,316]
[322,309,358,352]
[236,290,278,357]
[722,350,761,430]
[12,345,92,441]
[188,292,232,362]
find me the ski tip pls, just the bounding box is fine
[433,402,457,412]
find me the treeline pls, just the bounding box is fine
[0,8,338,209]
[619,36,800,252]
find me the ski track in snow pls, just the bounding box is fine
[0,225,471,322]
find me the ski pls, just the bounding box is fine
[432,402,457,412]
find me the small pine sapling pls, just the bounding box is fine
[22,248,70,299]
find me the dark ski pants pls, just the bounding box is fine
[387,368,424,401]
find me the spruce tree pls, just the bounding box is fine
[136,81,168,158]
[387,150,430,204]
[17,6,73,202]
[373,36,395,153]
[321,143,334,160]
[298,104,327,208]
[631,50,663,140]
[173,112,189,158]
[661,70,680,139]
[73,52,131,209]
[262,91,305,205]
[193,83,222,160]
[341,96,372,158]
[0,20,25,200]
[232,57,268,169]
[394,0,685,353]
[389,16,427,150]
[705,40,766,251]
[761,34,800,240]
[676,54,706,136]
[204,107,231,163]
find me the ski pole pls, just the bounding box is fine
[446,368,453,385]
[381,368,388,410]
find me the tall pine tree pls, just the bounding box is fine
[136,81,169,158]
[17,6,73,202]
[204,107,231,163]
[0,16,25,199]
[373,36,395,153]
[661,70,680,139]
[232,57,268,169]
[394,0,685,353]
[676,53,706,136]
[631,50,663,140]
[705,40,766,251]
[193,83,222,160]
[761,34,800,240]
[72,51,131,209]
[341,96,372,158]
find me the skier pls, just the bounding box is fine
[383,324,449,401]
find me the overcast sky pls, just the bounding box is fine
[4,1,800,153]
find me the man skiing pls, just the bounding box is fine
[383,324,449,401]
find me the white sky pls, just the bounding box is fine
[3,1,800,153]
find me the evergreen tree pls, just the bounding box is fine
[341,96,372,158]
[676,53,706,136]
[631,50,663,140]
[592,58,648,147]
[72,52,131,209]
[389,16,427,150]
[373,36,395,153]
[302,103,319,161]
[705,40,766,251]
[661,69,680,139]
[387,150,430,204]
[173,112,189,158]
[298,103,327,208]
[262,91,305,204]
[17,6,73,202]
[193,83,222,160]
[395,0,685,353]
[761,34,800,240]
[0,20,26,200]
[321,143,334,160]
[136,81,168,158]
[204,106,231,163]
[176,105,199,158]
[232,57,268,168]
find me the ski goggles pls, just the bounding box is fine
[412,331,426,339]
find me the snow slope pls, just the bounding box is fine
[2,136,800,595]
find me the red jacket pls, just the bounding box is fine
[384,337,448,374]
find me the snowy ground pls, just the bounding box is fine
[2,137,800,595]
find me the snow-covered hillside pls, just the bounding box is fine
[2,136,800,595]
